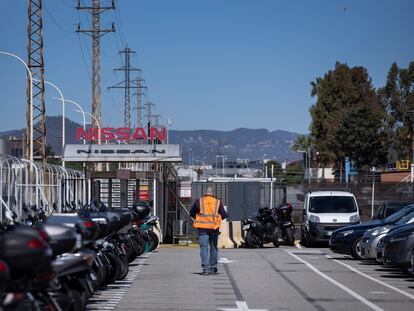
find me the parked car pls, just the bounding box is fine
[360,208,414,259]
[301,191,360,246]
[329,204,414,259]
[383,223,414,268]
[373,201,412,220]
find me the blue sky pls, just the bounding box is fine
[0,0,413,134]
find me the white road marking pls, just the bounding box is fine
[326,254,414,300]
[217,301,268,311]
[286,251,385,311]
[86,255,149,311]
[370,292,389,295]
[219,257,236,264]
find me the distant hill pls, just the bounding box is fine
[0,116,302,163]
[171,128,301,164]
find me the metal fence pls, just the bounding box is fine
[0,153,85,224]
[173,181,286,242]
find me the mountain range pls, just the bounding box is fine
[0,116,302,164]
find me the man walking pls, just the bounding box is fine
[190,186,228,275]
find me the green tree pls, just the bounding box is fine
[379,62,414,160]
[309,62,388,170]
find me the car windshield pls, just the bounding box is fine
[383,205,414,224]
[309,196,357,213]
[384,202,410,217]
[394,208,414,225]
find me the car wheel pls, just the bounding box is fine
[351,237,364,260]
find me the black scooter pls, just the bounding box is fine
[242,207,279,248]
[273,203,296,247]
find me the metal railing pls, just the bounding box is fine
[0,154,85,224]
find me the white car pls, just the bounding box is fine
[301,191,360,246]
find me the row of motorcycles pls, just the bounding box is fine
[242,203,296,248]
[0,200,159,311]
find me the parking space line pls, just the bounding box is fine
[260,253,327,311]
[294,240,303,249]
[286,251,385,311]
[325,255,414,300]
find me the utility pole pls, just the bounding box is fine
[27,0,46,162]
[108,46,140,128]
[76,0,115,132]
[145,101,155,144]
[132,77,147,128]
[152,114,161,128]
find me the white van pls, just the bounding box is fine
[301,191,360,246]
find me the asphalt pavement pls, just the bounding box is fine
[89,244,414,311]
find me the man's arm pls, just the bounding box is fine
[218,202,228,220]
[189,200,199,218]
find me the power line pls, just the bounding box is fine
[43,1,73,33]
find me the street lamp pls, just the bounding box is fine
[74,110,101,144]
[0,51,33,161]
[38,80,66,165]
[216,155,228,177]
[297,149,311,187]
[54,98,87,146]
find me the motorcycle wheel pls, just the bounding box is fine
[148,231,159,252]
[127,239,139,263]
[68,289,83,311]
[117,254,129,280]
[105,252,122,284]
[245,231,261,248]
[135,235,146,256]
[285,227,295,246]
[272,230,280,248]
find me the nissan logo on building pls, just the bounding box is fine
[333,219,337,222]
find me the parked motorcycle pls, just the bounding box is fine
[273,203,295,247]
[242,207,279,248]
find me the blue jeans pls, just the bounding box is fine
[199,231,219,272]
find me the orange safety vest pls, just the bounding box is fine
[193,196,222,230]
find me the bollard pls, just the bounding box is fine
[217,220,234,248]
[231,221,244,248]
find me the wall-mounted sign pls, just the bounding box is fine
[63,144,181,163]
[76,127,167,142]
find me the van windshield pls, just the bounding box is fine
[309,196,357,213]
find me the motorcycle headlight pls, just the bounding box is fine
[350,214,360,223]
[309,215,320,223]
[390,235,409,243]
[340,230,354,237]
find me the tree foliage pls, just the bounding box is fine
[378,62,414,160]
[309,62,388,169]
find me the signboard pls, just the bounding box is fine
[179,181,192,198]
[76,127,167,142]
[63,144,181,163]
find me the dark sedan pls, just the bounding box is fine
[329,204,414,259]
[383,223,414,268]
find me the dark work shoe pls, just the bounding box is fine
[209,268,218,275]
[201,271,209,276]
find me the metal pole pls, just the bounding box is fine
[216,156,218,176]
[39,80,65,166]
[371,167,375,219]
[270,164,274,208]
[222,157,225,177]
[308,149,311,188]
[0,51,33,161]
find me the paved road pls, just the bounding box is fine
[89,245,414,311]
